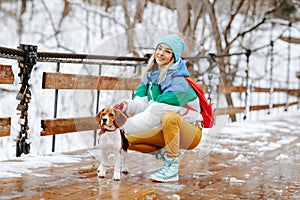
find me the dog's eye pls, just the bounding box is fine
[101,113,105,116]
[109,113,114,117]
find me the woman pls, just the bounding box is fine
[114,34,203,182]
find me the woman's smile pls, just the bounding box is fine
[155,44,174,68]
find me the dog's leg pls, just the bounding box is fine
[121,151,129,174]
[97,151,108,178]
[112,151,121,181]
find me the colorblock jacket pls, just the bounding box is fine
[123,58,203,134]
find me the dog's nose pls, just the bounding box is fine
[102,118,107,123]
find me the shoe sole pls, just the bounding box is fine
[150,174,179,182]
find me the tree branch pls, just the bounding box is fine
[228,6,280,47]
[224,0,245,45]
[205,0,223,55]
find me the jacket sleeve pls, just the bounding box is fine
[126,96,149,117]
[123,102,182,134]
[134,83,147,98]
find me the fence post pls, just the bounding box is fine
[207,53,216,103]
[52,62,60,152]
[94,64,102,146]
[243,49,251,120]
[268,40,274,114]
[16,44,37,157]
[285,23,292,111]
[297,71,300,109]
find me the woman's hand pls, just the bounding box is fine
[113,102,128,114]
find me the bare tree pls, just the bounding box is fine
[121,0,147,57]
[202,0,283,121]
[121,0,147,76]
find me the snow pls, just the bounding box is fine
[275,154,289,161]
[0,153,81,178]
[234,154,250,162]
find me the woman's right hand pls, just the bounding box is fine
[113,102,128,114]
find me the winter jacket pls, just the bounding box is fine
[123,58,203,134]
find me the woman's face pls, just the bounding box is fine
[155,44,174,68]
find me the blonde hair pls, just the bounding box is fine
[146,49,175,84]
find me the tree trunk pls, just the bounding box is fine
[205,0,237,121]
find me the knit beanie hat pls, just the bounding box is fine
[155,34,186,62]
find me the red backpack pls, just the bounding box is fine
[183,77,214,128]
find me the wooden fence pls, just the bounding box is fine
[39,71,300,137]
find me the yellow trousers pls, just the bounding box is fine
[125,112,202,157]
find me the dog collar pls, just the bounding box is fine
[98,127,117,136]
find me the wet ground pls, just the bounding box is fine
[1,113,300,199]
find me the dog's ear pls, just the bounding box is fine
[95,109,104,124]
[114,109,127,128]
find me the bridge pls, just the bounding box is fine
[0,44,299,199]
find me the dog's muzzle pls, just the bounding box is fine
[101,118,108,125]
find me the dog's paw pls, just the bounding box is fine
[97,170,105,178]
[121,162,128,174]
[98,174,105,178]
[112,173,121,181]
[97,166,106,178]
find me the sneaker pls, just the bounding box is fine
[150,155,180,182]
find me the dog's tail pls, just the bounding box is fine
[120,129,129,152]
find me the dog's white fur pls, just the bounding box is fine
[95,108,128,181]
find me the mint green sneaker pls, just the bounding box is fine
[150,155,180,182]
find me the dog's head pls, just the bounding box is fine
[95,108,127,129]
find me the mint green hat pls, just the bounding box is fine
[156,34,186,62]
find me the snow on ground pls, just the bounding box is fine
[0,110,299,179]
[0,153,82,178]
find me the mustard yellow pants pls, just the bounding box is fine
[125,112,202,158]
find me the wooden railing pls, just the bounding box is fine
[39,72,300,136]
[0,64,14,137]
[42,72,140,90]
[215,84,299,115]
[40,72,140,136]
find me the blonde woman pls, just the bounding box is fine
[114,34,203,182]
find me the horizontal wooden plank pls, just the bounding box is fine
[250,101,298,110]
[276,101,298,107]
[41,117,99,136]
[0,65,14,84]
[42,72,140,90]
[288,89,300,97]
[252,87,270,93]
[215,107,245,115]
[274,88,289,93]
[0,117,11,137]
[217,85,298,94]
[217,85,246,93]
[41,74,298,96]
[249,105,269,111]
[215,101,299,116]
[253,87,296,93]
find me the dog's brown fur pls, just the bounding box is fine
[95,108,127,129]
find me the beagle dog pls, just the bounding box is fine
[95,108,128,181]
